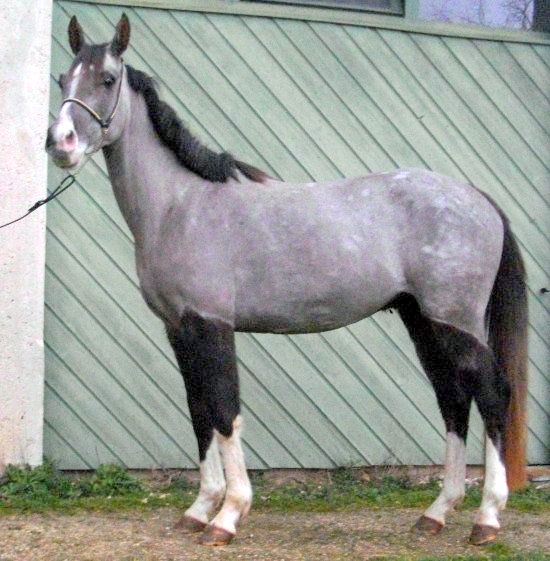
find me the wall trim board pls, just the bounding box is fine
[65,0,550,45]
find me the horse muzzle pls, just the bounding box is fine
[45,125,84,170]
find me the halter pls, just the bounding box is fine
[61,62,125,135]
[0,63,126,230]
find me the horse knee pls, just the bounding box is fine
[211,402,240,437]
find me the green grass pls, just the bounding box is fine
[0,462,548,515]
[0,461,191,514]
[251,469,441,512]
[250,468,550,513]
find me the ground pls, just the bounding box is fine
[0,507,549,561]
[1,464,548,561]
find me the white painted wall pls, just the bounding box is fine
[0,1,52,472]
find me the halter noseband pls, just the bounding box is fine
[61,62,125,135]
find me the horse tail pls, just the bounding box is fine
[487,204,529,491]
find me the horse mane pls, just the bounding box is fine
[126,65,268,183]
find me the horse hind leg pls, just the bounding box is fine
[168,311,252,546]
[469,360,510,545]
[398,296,511,543]
[397,296,472,534]
[421,325,510,545]
[416,416,470,535]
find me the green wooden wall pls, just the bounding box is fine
[45,0,550,469]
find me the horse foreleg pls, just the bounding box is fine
[200,415,252,546]
[175,437,225,533]
[168,312,249,544]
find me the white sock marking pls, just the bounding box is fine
[185,438,226,524]
[209,416,252,535]
[424,432,466,525]
[475,436,508,528]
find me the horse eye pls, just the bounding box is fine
[103,75,115,88]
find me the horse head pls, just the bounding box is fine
[46,14,130,171]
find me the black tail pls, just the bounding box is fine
[487,207,529,490]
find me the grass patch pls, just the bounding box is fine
[251,468,550,513]
[462,484,550,514]
[0,463,548,515]
[0,461,192,514]
[251,469,440,512]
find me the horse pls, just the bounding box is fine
[46,14,528,547]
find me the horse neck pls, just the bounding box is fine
[102,89,198,248]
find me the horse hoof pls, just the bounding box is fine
[469,524,499,545]
[198,525,235,546]
[174,515,207,534]
[413,515,444,535]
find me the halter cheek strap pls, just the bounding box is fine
[62,62,125,135]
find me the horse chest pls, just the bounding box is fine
[135,253,234,327]
[135,258,173,323]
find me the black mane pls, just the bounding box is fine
[126,65,267,183]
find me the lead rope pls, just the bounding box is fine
[2,63,124,230]
[0,173,77,230]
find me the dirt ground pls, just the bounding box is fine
[0,508,548,561]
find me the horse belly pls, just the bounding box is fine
[234,270,403,334]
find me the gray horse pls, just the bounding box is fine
[46,15,528,547]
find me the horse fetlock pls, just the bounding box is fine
[185,483,227,523]
[203,483,227,506]
[240,489,253,519]
[449,490,466,509]
[494,487,509,510]
[207,486,252,537]
[227,484,253,515]
[423,488,464,524]
[474,505,502,529]
[477,485,508,526]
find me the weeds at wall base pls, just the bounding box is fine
[0,461,548,515]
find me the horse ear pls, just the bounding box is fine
[68,16,85,55]
[110,13,130,57]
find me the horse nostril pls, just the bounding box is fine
[61,129,78,152]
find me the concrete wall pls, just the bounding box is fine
[0,1,52,472]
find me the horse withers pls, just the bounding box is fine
[46,14,528,547]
